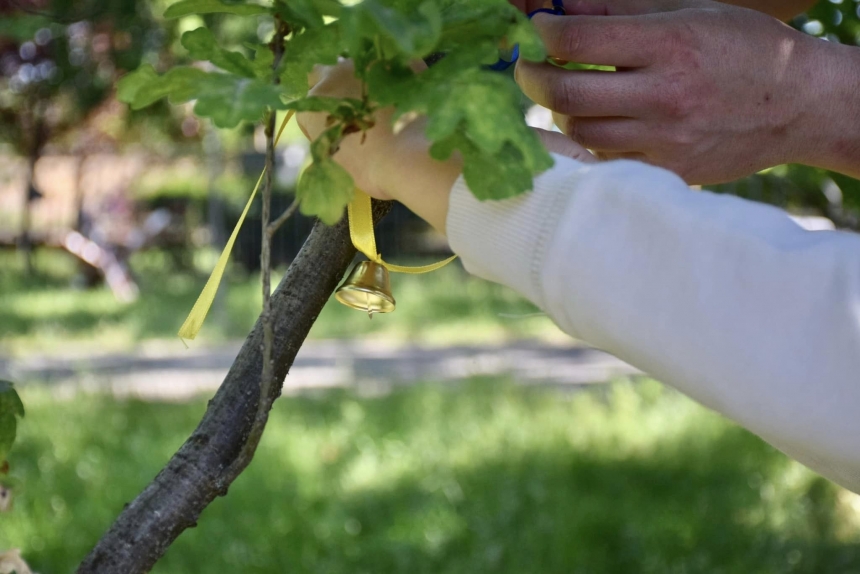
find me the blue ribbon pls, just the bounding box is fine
[489,0,566,71]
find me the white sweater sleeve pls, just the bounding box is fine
[446,154,860,494]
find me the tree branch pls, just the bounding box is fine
[268,198,299,237]
[76,201,392,574]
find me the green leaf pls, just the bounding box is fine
[279,23,343,98]
[436,0,543,61]
[0,382,24,420]
[297,159,355,225]
[118,65,288,128]
[431,130,541,200]
[342,0,442,60]
[308,123,345,161]
[117,65,161,106]
[182,28,256,78]
[164,0,269,19]
[296,124,355,224]
[192,75,289,127]
[246,42,275,79]
[365,62,552,200]
[422,69,528,152]
[0,381,24,466]
[275,0,325,29]
[312,0,343,18]
[367,60,518,153]
[118,65,207,108]
[507,17,546,62]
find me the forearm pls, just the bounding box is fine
[448,155,860,493]
[798,40,860,178]
[719,0,815,21]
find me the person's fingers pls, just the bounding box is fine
[534,128,598,163]
[516,64,647,118]
[560,0,702,16]
[511,0,610,16]
[510,0,556,13]
[530,12,662,67]
[561,0,610,15]
[557,116,647,152]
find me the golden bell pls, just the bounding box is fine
[335,260,395,316]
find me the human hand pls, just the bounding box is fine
[510,0,697,16]
[511,0,812,21]
[515,3,830,184]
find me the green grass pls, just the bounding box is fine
[0,248,563,354]
[1,380,859,573]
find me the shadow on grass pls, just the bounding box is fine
[2,380,858,573]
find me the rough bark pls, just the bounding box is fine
[76,201,392,574]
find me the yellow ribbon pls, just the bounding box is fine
[178,110,294,342]
[346,190,457,274]
[178,109,455,342]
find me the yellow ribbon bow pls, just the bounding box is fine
[346,189,456,273]
[178,110,455,343]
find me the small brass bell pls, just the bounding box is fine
[335,260,396,316]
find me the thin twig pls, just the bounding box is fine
[259,106,277,415]
[267,198,299,238]
[258,16,288,436]
[227,15,289,475]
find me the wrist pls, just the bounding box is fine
[792,37,860,176]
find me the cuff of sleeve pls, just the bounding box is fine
[445,153,585,309]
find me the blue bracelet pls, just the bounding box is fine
[488,0,565,71]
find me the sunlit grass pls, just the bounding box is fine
[1,380,859,573]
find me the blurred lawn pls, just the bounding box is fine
[1,380,859,573]
[0,248,563,354]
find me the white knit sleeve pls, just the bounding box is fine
[447,154,860,494]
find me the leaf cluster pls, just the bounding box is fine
[116,0,551,224]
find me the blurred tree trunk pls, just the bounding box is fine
[18,101,47,277]
[19,153,35,276]
[72,154,102,288]
[73,154,87,233]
